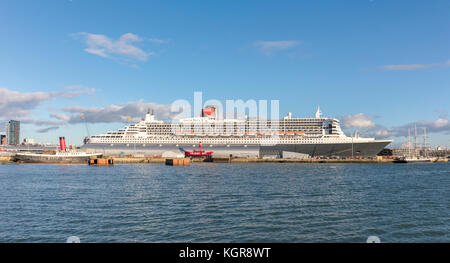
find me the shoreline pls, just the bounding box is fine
[2,151,449,164]
[2,156,448,164]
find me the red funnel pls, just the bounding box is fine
[59,137,67,152]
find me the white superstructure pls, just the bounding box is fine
[87,107,388,148]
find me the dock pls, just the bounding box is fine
[106,156,398,164]
[2,153,449,164]
[0,156,13,164]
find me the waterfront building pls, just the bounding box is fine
[23,138,35,145]
[6,120,20,145]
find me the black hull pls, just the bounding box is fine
[260,141,391,157]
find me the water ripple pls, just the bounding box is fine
[0,163,449,242]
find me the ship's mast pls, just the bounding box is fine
[315,106,322,118]
[414,124,418,158]
[423,127,427,157]
[408,128,411,158]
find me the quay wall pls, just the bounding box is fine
[0,156,13,163]
[110,157,396,164]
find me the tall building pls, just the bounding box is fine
[6,120,20,145]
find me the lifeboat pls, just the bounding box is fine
[295,132,305,135]
[285,132,294,135]
[276,132,285,135]
[264,132,274,136]
[176,132,185,136]
[245,132,256,136]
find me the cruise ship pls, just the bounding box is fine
[82,107,392,158]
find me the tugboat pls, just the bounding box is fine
[184,142,213,157]
[15,137,102,164]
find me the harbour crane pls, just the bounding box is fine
[81,113,90,144]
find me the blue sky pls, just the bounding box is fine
[0,0,449,147]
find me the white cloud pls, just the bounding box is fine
[20,118,65,126]
[415,118,450,132]
[379,60,450,71]
[58,86,95,98]
[341,110,450,139]
[371,116,450,139]
[73,32,163,61]
[0,86,94,120]
[50,113,70,121]
[61,100,176,124]
[374,129,402,138]
[253,40,300,55]
[36,126,60,133]
[341,113,376,129]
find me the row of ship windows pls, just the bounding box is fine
[93,139,340,143]
[128,125,325,129]
[131,121,328,125]
[127,129,324,133]
[127,123,326,127]
[119,129,324,134]
[101,130,325,136]
[96,133,325,139]
[93,140,347,147]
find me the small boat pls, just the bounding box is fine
[184,143,213,157]
[15,151,103,164]
[393,156,432,163]
[393,157,407,163]
[14,136,102,164]
[405,157,432,163]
